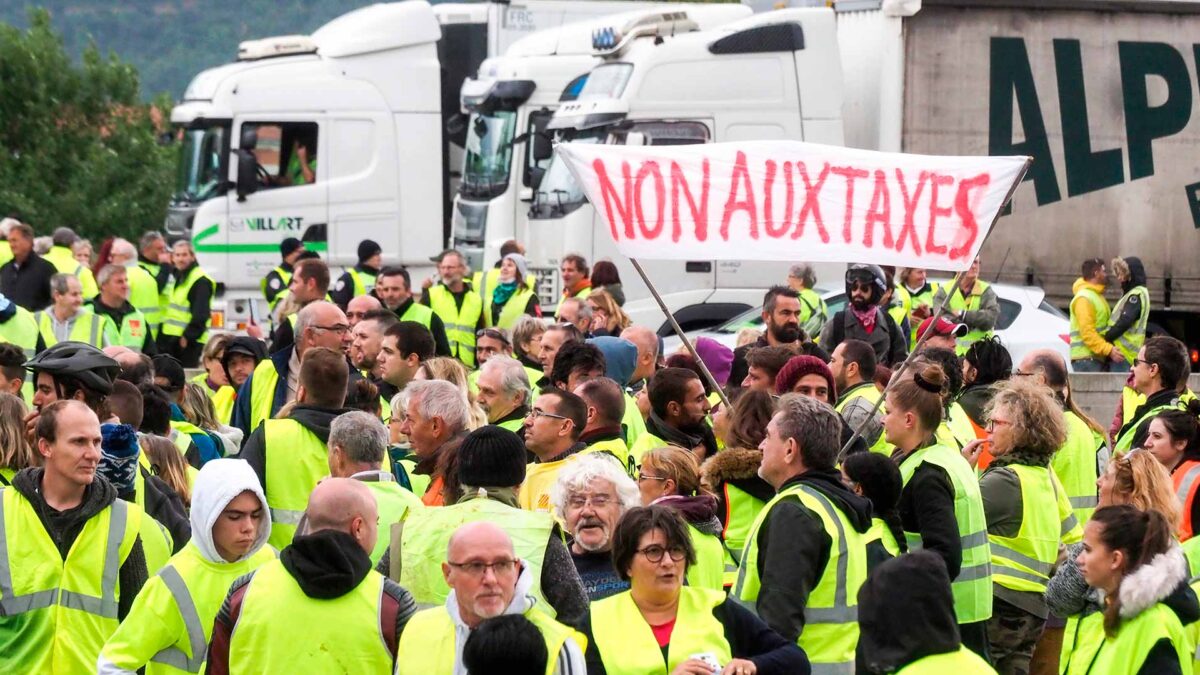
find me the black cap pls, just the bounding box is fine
[457,426,527,488]
[358,239,382,263]
[222,336,267,364]
[280,238,304,258]
[151,354,186,392]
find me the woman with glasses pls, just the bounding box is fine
[636,446,724,590]
[1141,403,1200,540]
[484,253,540,330]
[587,289,630,337]
[1114,335,1191,453]
[584,506,808,675]
[1048,451,1180,674]
[962,378,1081,674]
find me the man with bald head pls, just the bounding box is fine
[396,521,586,674]
[207,478,416,674]
[1017,349,1105,523]
[346,293,383,329]
[231,300,356,439]
[619,325,658,392]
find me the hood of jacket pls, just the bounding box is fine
[1111,544,1200,626]
[651,494,722,536]
[701,448,776,502]
[1072,277,1106,296]
[287,404,352,444]
[588,336,638,386]
[857,551,962,673]
[1119,256,1147,294]
[190,458,271,564]
[211,424,244,458]
[280,529,373,599]
[441,563,538,675]
[781,468,873,534]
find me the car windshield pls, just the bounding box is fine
[529,128,605,219]
[460,111,516,200]
[174,123,229,203]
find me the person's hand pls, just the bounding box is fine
[1109,349,1125,363]
[671,660,719,675]
[721,659,757,675]
[296,143,309,164]
[590,311,608,332]
[911,304,931,320]
[962,438,987,468]
[246,323,264,339]
[422,276,434,290]
[24,409,39,446]
[180,337,189,349]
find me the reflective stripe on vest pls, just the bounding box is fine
[1175,461,1200,541]
[261,266,292,311]
[348,268,376,297]
[592,587,731,674]
[263,419,329,550]
[946,280,993,355]
[1115,400,1185,453]
[35,309,105,348]
[102,307,149,350]
[1069,287,1111,360]
[148,565,207,673]
[0,305,39,359]
[428,285,482,367]
[161,267,213,343]
[986,464,1072,594]
[1112,286,1150,363]
[733,483,864,671]
[899,443,993,622]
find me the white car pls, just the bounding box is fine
[662,282,1072,372]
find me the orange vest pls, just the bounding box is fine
[1173,460,1200,541]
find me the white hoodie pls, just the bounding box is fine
[189,457,272,563]
[441,565,586,675]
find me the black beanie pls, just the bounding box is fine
[458,426,527,488]
[357,239,382,263]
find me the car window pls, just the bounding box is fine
[1039,299,1067,319]
[996,299,1020,330]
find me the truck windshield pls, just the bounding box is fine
[174,123,229,203]
[528,128,605,219]
[460,111,516,200]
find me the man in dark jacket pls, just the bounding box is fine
[206,478,416,673]
[156,241,212,367]
[820,264,907,367]
[0,221,57,311]
[732,393,872,659]
[729,285,828,387]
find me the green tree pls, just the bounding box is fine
[0,9,173,243]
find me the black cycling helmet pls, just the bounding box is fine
[221,336,267,382]
[845,264,887,305]
[24,341,120,395]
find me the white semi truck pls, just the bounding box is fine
[525,7,848,330]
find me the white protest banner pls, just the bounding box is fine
[556,140,1030,271]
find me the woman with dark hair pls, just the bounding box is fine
[842,452,906,570]
[915,347,977,451]
[1142,401,1200,540]
[590,260,625,306]
[1074,505,1196,673]
[958,336,1012,432]
[583,506,807,674]
[703,389,777,588]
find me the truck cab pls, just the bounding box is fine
[167,1,444,330]
[528,8,847,332]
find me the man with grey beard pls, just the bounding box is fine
[551,453,640,601]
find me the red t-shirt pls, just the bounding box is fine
[650,618,676,648]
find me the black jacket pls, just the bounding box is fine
[819,307,907,368]
[729,335,829,389]
[157,262,213,345]
[240,404,351,490]
[750,469,873,643]
[0,253,57,311]
[128,466,191,553]
[894,443,962,582]
[12,468,148,620]
[330,263,379,309]
[857,551,963,673]
[1120,388,1181,450]
[1104,256,1148,343]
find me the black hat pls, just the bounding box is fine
[151,354,186,393]
[222,336,267,364]
[457,426,527,488]
[280,237,304,258]
[358,239,382,263]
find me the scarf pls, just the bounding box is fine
[564,279,592,298]
[850,304,877,334]
[492,280,519,307]
[987,445,1053,469]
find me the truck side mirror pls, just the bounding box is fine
[235,149,259,202]
[531,133,553,162]
[529,166,546,191]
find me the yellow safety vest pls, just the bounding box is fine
[865,517,901,560]
[262,419,330,550]
[592,587,732,674]
[137,260,171,335]
[0,240,10,267]
[898,443,993,623]
[555,286,592,317]
[628,431,667,470]
[348,267,377,297]
[1115,397,1186,454]
[398,300,435,328]
[1088,602,1192,674]
[210,385,236,426]
[1052,411,1105,524]
[946,280,993,355]
[45,245,99,297]
[396,602,584,675]
[428,285,482,367]
[228,559,393,673]
[96,304,149,351]
[161,266,213,344]
[1112,286,1151,363]
[1069,287,1111,361]
[260,265,292,313]
[734,482,866,671]
[798,287,828,338]
[474,268,538,305]
[1061,611,1105,675]
[685,522,725,591]
[623,392,647,451]
[99,542,275,675]
[134,480,175,576]
[400,497,555,611]
[985,464,1080,595]
[0,487,142,673]
[834,383,890,454]
[0,305,39,359]
[126,264,164,336]
[247,358,282,435]
[585,437,633,477]
[895,646,998,674]
[361,478,421,566]
[483,285,536,330]
[35,309,106,348]
[888,284,911,337]
[720,483,768,587]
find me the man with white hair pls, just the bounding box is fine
[552,453,641,601]
[475,356,530,432]
[90,264,154,353]
[395,521,587,675]
[397,379,471,506]
[556,297,592,338]
[109,238,165,338]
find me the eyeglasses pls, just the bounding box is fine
[986,418,1012,432]
[637,472,667,483]
[446,559,520,577]
[1132,358,1150,368]
[567,494,615,510]
[637,545,687,563]
[1012,370,1036,377]
[312,324,350,334]
[526,408,569,421]
[477,328,510,342]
